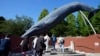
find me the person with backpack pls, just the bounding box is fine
[51,34,57,51]
[58,36,64,53]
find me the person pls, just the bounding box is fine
[35,35,46,56]
[32,36,38,56]
[0,34,11,56]
[58,36,64,53]
[20,37,29,56]
[51,34,57,51]
[44,34,50,52]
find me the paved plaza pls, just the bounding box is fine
[10,47,86,56]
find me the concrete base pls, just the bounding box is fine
[64,54,85,56]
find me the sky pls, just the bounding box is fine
[0,0,100,23]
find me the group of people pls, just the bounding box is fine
[20,34,64,56]
[0,34,65,56]
[51,34,65,53]
[31,34,65,56]
[32,35,46,56]
[31,34,49,56]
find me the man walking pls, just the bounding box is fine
[32,36,38,56]
[51,34,57,51]
[35,35,46,56]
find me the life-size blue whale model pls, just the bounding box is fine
[21,2,99,38]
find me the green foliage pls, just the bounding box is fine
[77,11,90,36]
[98,3,100,9]
[38,9,49,21]
[90,11,100,34]
[49,20,68,36]
[0,15,33,36]
[0,16,6,24]
[65,14,78,36]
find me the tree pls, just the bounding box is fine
[45,8,68,36]
[77,11,90,36]
[90,11,100,34]
[0,16,5,20]
[0,15,33,36]
[98,3,100,9]
[38,9,49,21]
[64,14,77,36]
[49,20,68,36]
[0,16,6,23]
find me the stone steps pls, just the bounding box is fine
[9,48,85,56]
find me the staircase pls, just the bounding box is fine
[9,48,86,56]
[49,48,85,56]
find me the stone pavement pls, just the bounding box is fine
[86,53,100,56]
[43,51,85,56]
[10,48,85,56]
[42,47,85,56]
[9,46,100,56]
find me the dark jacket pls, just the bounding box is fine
[0,38,11,56]
[35,37,46,51]
[21,38,29,52]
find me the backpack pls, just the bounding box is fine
[60,39,64,44]
[44,39,47,42]
[52,36,57,42]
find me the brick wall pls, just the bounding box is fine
[64,34,100,53]
[0,34,100,53]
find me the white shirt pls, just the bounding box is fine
[58,37,64,44]
[44,35,50,44]
[32,37,38,48]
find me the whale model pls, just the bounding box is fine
[21,2,99,38]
